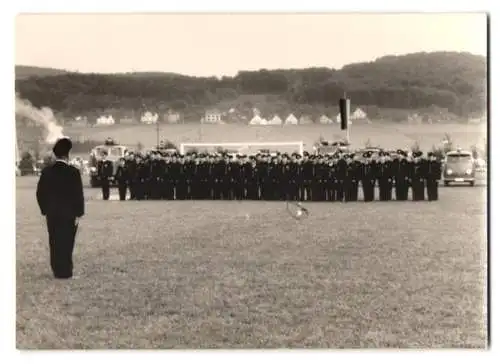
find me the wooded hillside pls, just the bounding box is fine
[15,51,486,119]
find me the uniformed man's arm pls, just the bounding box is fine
[72,167,85,218]
[36,168,49,216]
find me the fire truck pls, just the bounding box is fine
[313,140,350,155]
[88,138,129,188]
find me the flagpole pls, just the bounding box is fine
[342,92,350,145]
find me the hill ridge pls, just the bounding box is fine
[15,51,486,118]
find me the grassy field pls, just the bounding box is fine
[59,122,487,153]
[16,177,487,349]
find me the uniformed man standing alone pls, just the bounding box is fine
[97,151,114,200]
[36,137,85,279]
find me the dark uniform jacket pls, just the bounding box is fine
[36,160,85,219]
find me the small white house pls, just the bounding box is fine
[203,109,222,124]
[164,111,181,124]
[285,113,299,125]
[336,113,352,125]
[351,107,367,120]
[268,115,283,125]
[249,115,263,125]
[96,115,115,126]
[318,115,333,124]
[141,111,159,124]
[298,115,313,125]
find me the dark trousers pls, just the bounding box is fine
[287,182,299,201]
[135,180,146,200]
[101,180,110,200]
[149,178,162,200]
[395,179,409,200]
[162,181,174,200]
[379,179,393,201]
[118,181,127,200]
[412,179,426,201]
[246,181,258,200]
[345,181,359,201]
[221,180,231,200]
[176,182,187,200]
[325,183,335,202]
[233,182,244,200]
[263,182,274,200]
[258,179,266,200]
[302,182,312,201]
[426,179,439,201]
[335,181,345,201]
[362,179,375,201]
[213,181,223,200]
[46,216,77,279]
[128,179,137,200]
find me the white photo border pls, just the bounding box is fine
[2,1,495,363]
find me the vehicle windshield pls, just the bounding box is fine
[447,154,473,164]
[109,146,124,157]
[94,147,106,155]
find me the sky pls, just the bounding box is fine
[15,13,487,77]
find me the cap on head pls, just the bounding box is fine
[52,137,72,158]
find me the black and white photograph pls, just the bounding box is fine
[10,8,490,354]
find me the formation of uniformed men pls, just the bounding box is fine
[97,148,442,202]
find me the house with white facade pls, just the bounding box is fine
[285,113,299,125]
[268,115,283,125]
[141,111,159,124]
[318,115,333,124]
[203,109,222,124]
[96,115,115,126]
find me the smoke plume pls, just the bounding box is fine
[15,97,64,144]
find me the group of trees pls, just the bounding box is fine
[15,51,486,118]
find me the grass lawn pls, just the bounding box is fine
[16,177,487,349]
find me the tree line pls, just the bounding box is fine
[15,51,486,118]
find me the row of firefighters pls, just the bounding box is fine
[95,149,442,202]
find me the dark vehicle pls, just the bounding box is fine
[89,138,128,188]
[443,150,476,186]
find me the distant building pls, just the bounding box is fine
[268,115,283,125]
[119,117,136,125]
[407,113,423,124]
[468,113,487,124]
[203,109,222,124]
[285,114,299,125]
[318,115,333,124]
[336,113,352,125]
[249,115,263,125]
[351,108,368,120]
[163,110,181,124]
[298,115,312,125]
[141,111,159,124]
[96,115,115,126]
